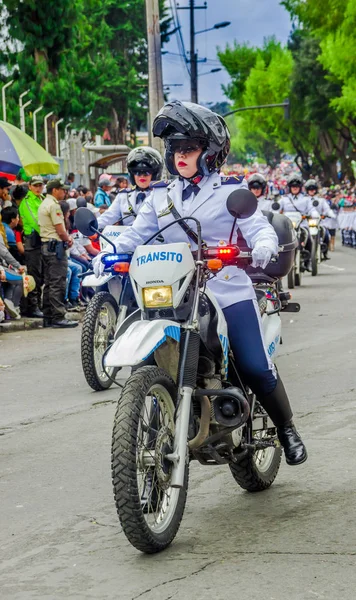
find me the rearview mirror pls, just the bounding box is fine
[272,202,281,211]
[74,207,98,236]
[226,189,258,219]
[312,200,319,207]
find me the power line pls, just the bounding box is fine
[168,0,191,76]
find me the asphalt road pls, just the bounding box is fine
[1,243,356,600]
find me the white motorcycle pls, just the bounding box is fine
[277,210,307,289]
[307,214,321,276]
[79,224,135,391]
[76,191,298,553]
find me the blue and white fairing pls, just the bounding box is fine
[104,242,229,373]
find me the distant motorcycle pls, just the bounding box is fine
[78,224,136,391]
[307,214,322,276]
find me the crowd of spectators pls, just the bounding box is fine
[0,172,130,323]
[2,163,354,324]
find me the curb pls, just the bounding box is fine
[0,310,84,334]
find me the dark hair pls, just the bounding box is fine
[12,185,28,202]
[59,200,70,216]
[1,206,19,224]
[68,172,75,180]
[116,177,127,184]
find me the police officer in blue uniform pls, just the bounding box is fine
[97,147,164,229]
[93,101,307,466]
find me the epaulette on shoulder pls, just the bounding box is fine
[118,188,131,194]
[150,180,170,189]
[220,175,245,185]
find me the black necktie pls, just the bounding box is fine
[182,183,200,202]
[136,192,146,204]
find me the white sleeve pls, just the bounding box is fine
[111,195,160,253]
[322,199,335,218]
[97,194,123,229]
[238,206,279,254]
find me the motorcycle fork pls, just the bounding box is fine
[167,329,200,489]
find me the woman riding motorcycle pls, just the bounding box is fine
[93,101,307,466]
[97,146,164,229]
[247,173,278,212]
[305,179,336,257]
[278,174,319,271]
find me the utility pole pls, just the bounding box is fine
[178,1,207,104]
[190,0,198,103]
[145,0,165,154]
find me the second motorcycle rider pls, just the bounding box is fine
[97,146,164,229]
[93,101,307,466]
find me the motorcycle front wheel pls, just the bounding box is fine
[81,291,119,391]
[112,366,189,553]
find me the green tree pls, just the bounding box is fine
[0,0,171,148]
[218,37,293,166]
[282,0,356,181]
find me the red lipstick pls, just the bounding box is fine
[178,161,187,167]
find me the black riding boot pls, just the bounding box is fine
[258,375,308,466]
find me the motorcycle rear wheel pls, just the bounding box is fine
[230,425,282,492]
[287,265,295,289]
[112,366,189,553]
[81,291,119,391]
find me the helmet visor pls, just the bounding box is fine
[249,182,263,190]
[166,138,204,155]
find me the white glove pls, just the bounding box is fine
[251,246,272,269]
[92,252,108,278]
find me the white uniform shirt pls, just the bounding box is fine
[258,197,280,213]
[278,193,319,228]
[310,195,335,218]
[108,172,278,310]
[97,188,151,229]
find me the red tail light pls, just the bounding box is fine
[204,246,240,260]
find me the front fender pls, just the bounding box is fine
[82,272,115,288]
[104,320,181,368]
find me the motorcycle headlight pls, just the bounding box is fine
[308,219,319,227]
[143,286,173,308]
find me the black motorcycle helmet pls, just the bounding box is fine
[305,178,318,193]
[247,173,267,193]
[152,100,230,177]
[287,173,303,191]
[76,197,87,208]
[127,146,164,186]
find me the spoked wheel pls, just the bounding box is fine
[230,406,282,492]
[81,292,119,391]
[112,366,189,553]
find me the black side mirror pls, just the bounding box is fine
[226,189,258,219]
[74,207,98,236]
[312,200,319,207]
[272,202,280,211]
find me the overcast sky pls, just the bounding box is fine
[162,0,292,104]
